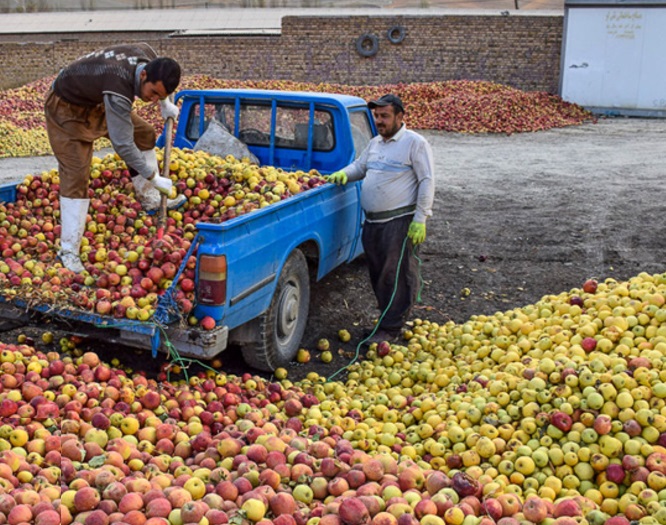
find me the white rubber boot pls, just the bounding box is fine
[58,197,89,273]
[132,149,186,212]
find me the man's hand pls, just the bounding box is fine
[159,98,179,120]
[149,173,173,196]
[407,221,426,245]
[327,171,348,185]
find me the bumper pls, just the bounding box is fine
[118,323,229,360]
[0,299,229,360]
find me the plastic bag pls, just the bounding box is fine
[194,118,260,165]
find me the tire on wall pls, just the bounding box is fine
[356,33,379,57]
[387,25,406,44]
[242,249,310,372]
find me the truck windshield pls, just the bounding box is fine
[349,110,373,159]
[187,101,335,152]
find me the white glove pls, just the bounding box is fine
[159,98,179,120]
[149,173,173,196]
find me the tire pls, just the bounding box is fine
[242,249,310,371]
[387,25,406,44]
[356,33,379,58]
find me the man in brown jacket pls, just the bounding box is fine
[45,43,185,273]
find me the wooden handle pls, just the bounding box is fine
[157,100,175,239]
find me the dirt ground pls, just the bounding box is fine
[298,116,666,380]
[2,116,666,382]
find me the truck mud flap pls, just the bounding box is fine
[0,303,31,331]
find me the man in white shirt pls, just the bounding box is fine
[328,94,435,344]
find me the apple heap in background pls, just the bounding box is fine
[0,148,326,325]
[0,76,595,158]
[1,273,666,524]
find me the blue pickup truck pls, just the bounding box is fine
[0,89,376,371]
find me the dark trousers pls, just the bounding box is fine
[361,214,418,334]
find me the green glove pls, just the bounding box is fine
[407,221,426,245]
[327,170,348,185]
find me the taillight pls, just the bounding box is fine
[198,255,227,305]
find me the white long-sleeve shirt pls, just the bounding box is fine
[344,124,435,224]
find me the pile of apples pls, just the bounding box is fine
[0,77,53,158]
[0,76,595,158]
[177,77,594,136]
[3,271,666,524]
[0,148,327,323]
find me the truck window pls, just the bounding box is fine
[238,104,272,146]
[185,100,335,152]
[349,111,373,159]
[238,105,334,152]
[186,102,235,141]
[280,108,334,151]
[216,104,236,133]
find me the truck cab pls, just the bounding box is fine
[160,89,375,174]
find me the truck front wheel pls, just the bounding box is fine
[242,249,310,371]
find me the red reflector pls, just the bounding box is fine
[198,255,227,305]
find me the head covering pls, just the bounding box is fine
[368,94,404,113]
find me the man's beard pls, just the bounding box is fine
[378,122,399,138]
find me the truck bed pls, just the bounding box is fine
[0,177,363,361]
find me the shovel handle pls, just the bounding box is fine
[157,102,175,240]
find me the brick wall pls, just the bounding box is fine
[0,14,563,92]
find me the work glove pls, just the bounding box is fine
[159,98,179,120]
[407,221,426,245]
[148,173,173,196]
[327,170,348,185]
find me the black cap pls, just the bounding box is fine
[368,94,404,113]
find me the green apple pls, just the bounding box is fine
[600,435,623,457]
[292,484,313,504]
[498,460,515,476]
[475,437,496,458]
[581,428,599,444]
[547,425,564,440]
[587,392,605,410]
[573,461,594,480]
[532,449,549,468]
[548,448,564,466]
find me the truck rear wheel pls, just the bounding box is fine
[242,249,310,371]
